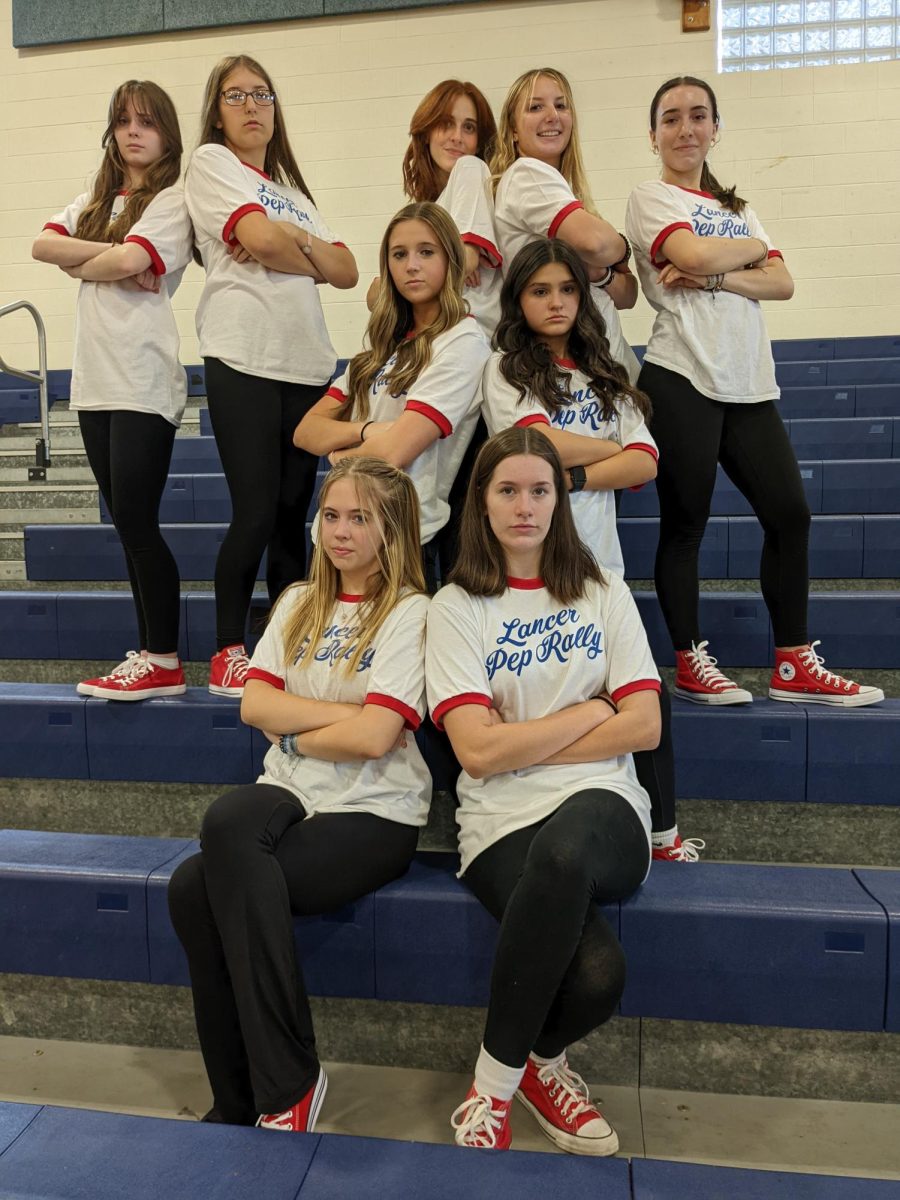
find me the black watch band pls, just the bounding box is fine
[568,465,587,492]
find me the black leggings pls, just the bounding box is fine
[204,359,323,648]
[464,790,649,1068]
[167,783,418,1123]
[78,410,179,653]
[633,677,675,834]
[640,362,811,650]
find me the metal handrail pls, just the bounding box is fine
[0,300,51,479]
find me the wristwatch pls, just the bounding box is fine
[568,465,587,492]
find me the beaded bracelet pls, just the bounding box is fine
[704,273,724,292]
[279,733,299,756]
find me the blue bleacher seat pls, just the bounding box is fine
[832,335,900,360]
[854,869,900,1034]
[862,515,900,577]
[855,384,900,417]
[789,417,893,461]
[0,683,87,778]
[0,829,190,982]
[192,473,230,523]
[184,592,269,661]
[100,475,194,525]
[806,594,900,668]
[822,460,900,514]
[771,338,834,361]
[829,358,900,386]
[85,687,253,784]
[169,436,221,474]
[671,700,807,802]
[0,1100,41,1154]
[633,592,771,668]
[729,516,864,579]
[806,702,900,806]
[185,364,205,396]
[777,386,855,419]
[631,1157,900,1198]
[298,1132,631,1199]
[199,407,212,435]
[0,387,40,424]
[620,517,728,579]
[0,592,58,658]
[57,592,189,661]
[619,464,822,519]
[776,361,830,388]
[619,864,887,1030]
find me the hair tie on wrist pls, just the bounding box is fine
[360,420,373,442]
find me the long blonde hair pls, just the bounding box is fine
[343,202,468,421]
[280,458,426,674]
[195,54,316,199]
[490,68,596,214]
[75,81,182,244]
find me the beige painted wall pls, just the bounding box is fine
[1,0,898,373]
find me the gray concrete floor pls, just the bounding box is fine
[1,1035,899,1181]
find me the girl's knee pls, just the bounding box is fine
[167,853,205,932]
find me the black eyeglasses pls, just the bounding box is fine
[221,88,275,106]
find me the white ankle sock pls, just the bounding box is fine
[473,1046,525,1102]
[147,652,179,670]
[529,1049,566,1069]
[652,825,678,848]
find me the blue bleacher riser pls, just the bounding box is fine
[200,407,212,436]
[619,517,728,579]
[85,688,254,783]
[619,463,822,519]
[619,863,887,1031]
[729,515,864,578]
[192,472,230,523]
[829,358,900,385]
[863,515,900,577]
[99,476,194,526]
[25,524,252,582]
[789,417,894,460]
[0,829,191,983]
[0,592,58,658]
[671,700,807,802]
[633,592,771,668]
[631,1158,900,1198]
[0,683,87,778]
[0,387,40,424]
[146,839,378,998]
[856,384,900,417]
[854,869,900,1034]
[0,370,68,403]
[806,593,900,668]
[821,460,900,514]
[184,591,269,661]
[185,365,205,396]
[807,703,900,806]
[777,386,856,419]
[832,334,900,359]
[57,592,190,661]
[771,338,834,361]
[169,436,221,474]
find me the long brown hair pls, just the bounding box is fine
[496,239,651,422]
[489,68,595,214]
[74,81,182,244]
[196,54,316,200]
[402,79,497,202]
[649,75,746,215]
[280,457,426,674]
[449,426,604,604]
[343,202,468,421]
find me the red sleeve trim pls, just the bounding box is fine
[650,221,693,267]
[516,413,551,429]
[767,249,783,261]
[432,692,492,730]
[610,678,661,703]
[325,385,347,403]
[461,232,502,268]
[365,692,421,731]
[124,234,165,276]
[548,200,584,239]
[245,668,286,690]
[42,222,69,236]
[405,400,452,438]
[222,203,266,245]
[623,442,659,492]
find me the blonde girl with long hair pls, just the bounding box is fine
[32,80,193,700]
[185,54,358,698]
[295,201,491,590]
[168,457,431,1133]
[491,68,640,383]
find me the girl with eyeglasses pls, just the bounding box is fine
[186,55,358,698]
[32,81,192,700]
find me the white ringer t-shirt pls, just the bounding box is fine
[186,143,344,386]
[246,586,431,826]
[325,319,491,543]
[43,187,193,426]
[426,574,659,874]
[625,180,784,403]
[494,157,640,383]
[436,155,502,337]
[479,353,658,577]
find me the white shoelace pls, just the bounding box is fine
[687,641,736,690]
[800,641,854,691]
[259,1108,294,1131]
[450,1093,507,1148]
[220,648,250,687]
[534,1060,594,1125]
[98,651,151,684]
[665,837,707,863]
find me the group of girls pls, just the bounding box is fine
[34,55,886,1156]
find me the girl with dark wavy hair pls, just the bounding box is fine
[626,75,882,709]
[427,426,660,1153]
[33,80,192,700]
[186,54,358,698]
[481,237,698,862]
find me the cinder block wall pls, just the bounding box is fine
[1,0,898,369]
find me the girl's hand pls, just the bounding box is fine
[227,240,257,265]
[656,263,707,290]
[463,243,481,289]
[132,268,161,293]
[262,730,281,745]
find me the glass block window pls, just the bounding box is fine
[719,0,899,70]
